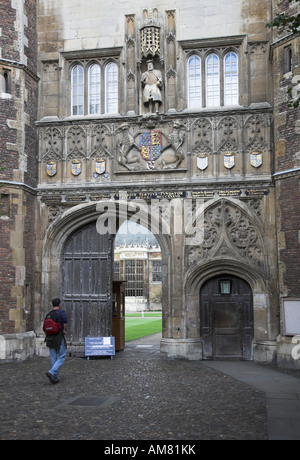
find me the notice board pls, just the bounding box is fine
[85,336,115,357]
[283,299,300,336]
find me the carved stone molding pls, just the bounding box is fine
[186,199,266,273]
[67,126,86,159]
[42,127,63,161]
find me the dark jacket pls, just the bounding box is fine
[45,309,68,351]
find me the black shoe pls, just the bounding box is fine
[46,371,57,384]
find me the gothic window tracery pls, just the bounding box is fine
[105,62,118,114]
[71,65,84,116]
[88,63,101,115]
[187,49,240,109]
[188,55,201,108]
[70,60,119,116]
[206,53,220,107]
[224,52,238,105]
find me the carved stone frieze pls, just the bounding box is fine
[38,107,271,180]
[186,199,266,273]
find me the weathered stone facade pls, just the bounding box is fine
[0,0,299,365]
[0,0,38,340]
[270,0,300,367]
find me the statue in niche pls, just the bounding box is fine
[141,60,163,113]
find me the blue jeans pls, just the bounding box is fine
[49,339,66,380]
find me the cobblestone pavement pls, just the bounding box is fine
[0,334,268,441]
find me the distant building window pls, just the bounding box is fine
[114,261,120,280]
[71,65,84,115]
[125,260,144,296]
[152,261,162,281]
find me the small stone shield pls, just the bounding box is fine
[95,158,106,175]
[71,160,81,176]
[250,151,262,168]
[224,152,235,169]
[197,154,208,171]
[46,161,57,177]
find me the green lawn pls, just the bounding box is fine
[125,315,162,342]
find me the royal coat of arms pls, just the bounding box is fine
[71,160,81,176]
[140,130,162,163]
[46,161,57,177]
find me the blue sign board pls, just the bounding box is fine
[85,336,115,358]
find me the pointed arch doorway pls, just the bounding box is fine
[200,275,254,360]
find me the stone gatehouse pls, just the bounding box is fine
[0,0,299,366]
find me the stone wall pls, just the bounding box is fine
[0,1,38,335]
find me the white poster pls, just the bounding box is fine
[283,299,300,335]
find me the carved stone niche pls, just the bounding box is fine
[140,8,161,60]
[139,8,165,115]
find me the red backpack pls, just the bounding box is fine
[43,310,62,336]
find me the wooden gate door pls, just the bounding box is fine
[200,275,253,360]
[62,222,113,344]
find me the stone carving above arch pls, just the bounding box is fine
[186,199,266,274]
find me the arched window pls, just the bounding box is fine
[224,52,238,105]
[206,53,220,107]
[105,62,118,113]
[88,64,101,114]
[3,71,10,94]
[188,55,201,108]
[71,65,84,116]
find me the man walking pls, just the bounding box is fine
[44,298,68,384]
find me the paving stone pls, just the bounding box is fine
[0,338,268,440]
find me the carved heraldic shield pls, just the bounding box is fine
[140,130,162,163]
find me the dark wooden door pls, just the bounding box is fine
[62,222,113,344]
[200,275,253,360]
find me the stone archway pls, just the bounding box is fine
[184,258,272,361]
[200,274,254,360]
[40,200,173,346]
